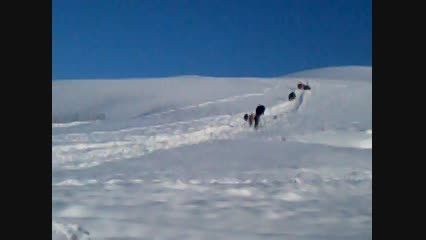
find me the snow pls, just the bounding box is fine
[284,65,372,82]
[52,66,371,240]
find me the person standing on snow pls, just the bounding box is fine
[254,104,266,129]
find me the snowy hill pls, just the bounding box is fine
[52,77,276,123]
[52,66,372,240]
[284,65,372,81]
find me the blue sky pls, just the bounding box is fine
[53,0,371,80]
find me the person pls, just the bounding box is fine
[303,84,311,90]
[243,112,256,126]
[254,105,265,129]
[248,113,255,126]
[288,91,296,101]
[297,81,311,90]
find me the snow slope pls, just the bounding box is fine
[52,66,372,240]
[284,66,372,81]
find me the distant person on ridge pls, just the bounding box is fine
[297,81,311,90]
[289,81,311,101]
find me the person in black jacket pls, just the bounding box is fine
[297,81,311,90]
[303,84,311,90]
[254,105,266,129]
[288,91,296,101]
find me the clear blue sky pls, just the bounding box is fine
[53,0,371,80]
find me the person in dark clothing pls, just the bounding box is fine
[248,113,255,126]
[254,105,266,129]
[288,91,296,101]
[256,104,265,116]
[303,84,311,90]
[243,112,255,126]
[297,81,311,90]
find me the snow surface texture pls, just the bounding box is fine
[52,66,372,240]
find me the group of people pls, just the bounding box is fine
[243,81,311,129]
[289,81,311,101]
[243,104,266,129]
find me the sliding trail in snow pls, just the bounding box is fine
[52,89,306,170]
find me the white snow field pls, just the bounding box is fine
[52,66,371,240]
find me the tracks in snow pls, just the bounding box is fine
[52,89,306,170]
